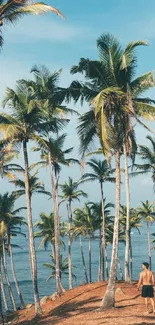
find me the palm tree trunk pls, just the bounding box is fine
[79,235,88,283]
[0,256,4,325]
[23,140,41,314]
[88,235,92,283]
[48,152,63,295]
[123,144,131,283]
[100,148,121,310]
[8,243,25,308]
[98,227,102,281]
[100,182,106,281]
[1,272,8,313]
[68,201,73,289]
[2,239,17,311]
[147,221,151,270]
[51,243,55,260]
[105,246,109,279]
[129,234,133,280]
[117,255,123,280]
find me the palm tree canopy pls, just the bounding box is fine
[133,136,155,191]
[73,203,98,237]
[43,254,76,282]
[57,33,155,158]
[0,192,26,239]
[34,212,65,250]
[10,166,51,198]
[33,133,79,175]
[81,158,115,184]
[60,177,87,203]
[0,0,64,47]
[137,200,155,223]
[0,80,68,148]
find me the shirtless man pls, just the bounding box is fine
[137,262,155,314]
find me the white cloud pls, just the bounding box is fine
[3,16,95,44]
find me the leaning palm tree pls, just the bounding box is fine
[57,33,155,308]
[0,0,64,47]
[137,200,155,270]
[80,158,115,280]
[60,177,87,289]
[0,81,62,314]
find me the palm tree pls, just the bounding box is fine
[34,212,65,258]
[57,33,155,307]
[10,167,51,199]
[0,0,64,47]
[88,200,114,280]
[73,204,97,283]
[81,158,115,280]
[137,200,155,270]
[33,134,78,295]
[0,81,60,314]
[26,65,78,296]
[0,192,26,308]
[60,177,87,289]
[43,255,76,283]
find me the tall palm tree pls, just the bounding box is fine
[137,200,155,270]
[33,134,78,295]
[73,204,97,283]
[81,158,115,280]
[60,177,87,289]
[27,65,79,295]
[0,0,64,47]
[88,200,114,280]
[0,81,61,314]
[0,192,26,308]
[57,33,155,307]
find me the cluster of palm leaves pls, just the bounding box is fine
[1,31,155,317]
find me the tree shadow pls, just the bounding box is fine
[16,296,101,325]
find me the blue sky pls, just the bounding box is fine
[1,0,155,219]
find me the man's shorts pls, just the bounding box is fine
[142,285,154,298]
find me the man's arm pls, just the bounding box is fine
[137,272,143,290]
[151,272,155,286]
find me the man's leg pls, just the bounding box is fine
[150,298,155,313]
[144,298,149,314]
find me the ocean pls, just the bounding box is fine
[2,222,155,309]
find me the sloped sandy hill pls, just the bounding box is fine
[8,282,155,325]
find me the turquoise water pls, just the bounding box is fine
[3,222,155,309]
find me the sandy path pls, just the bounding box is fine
[8,282,155,325]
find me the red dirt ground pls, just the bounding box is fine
[8,281,155,325]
